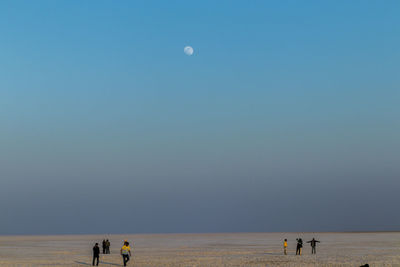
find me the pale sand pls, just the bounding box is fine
[0,232,399,266]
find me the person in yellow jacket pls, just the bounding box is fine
[283,239,288,255]
[120,241,132,266]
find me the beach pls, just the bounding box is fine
[0,232,399,266]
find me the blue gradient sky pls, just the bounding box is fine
[1,1,399,234]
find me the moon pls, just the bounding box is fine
[184,46,194,56]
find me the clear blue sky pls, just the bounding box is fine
[0,0,399,234]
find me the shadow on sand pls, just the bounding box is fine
[74,261,121,266]
[74,262,90,266]
[101,261,121,266]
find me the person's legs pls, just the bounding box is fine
[312,246,316,254]
[123,255,130,266]
[96,256,99,266]
[284,247,287,255]
[92,256,96,266]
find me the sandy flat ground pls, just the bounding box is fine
[0,232,399,266]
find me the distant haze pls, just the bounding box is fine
[0,1,399,234]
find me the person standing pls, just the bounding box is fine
[283,239,288,255]
[92,243,100,266]
[120,241,132,266]
[106,239,111,254]
[306,238,320,254]
[296,238,303,255]
[102,239,106,254]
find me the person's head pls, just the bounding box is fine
[95,243,98,246]
[126,242,130,246]
[284,239,287,241]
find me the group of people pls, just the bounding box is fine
[102,239,111,254]
[92,239,132,266]
[91,237,369,267]
[283,238,320,255]
[92,237,323,266]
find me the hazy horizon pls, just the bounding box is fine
[1,0,399,235]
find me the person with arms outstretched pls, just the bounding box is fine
[306,238,320,254]
[120,241,132,266]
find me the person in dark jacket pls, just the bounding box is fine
[102,239,106,254]
[93,243,100,266]
[296,238,303,255]
[306,238,320,254]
